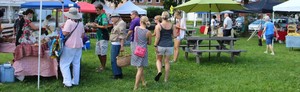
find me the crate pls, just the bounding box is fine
[0,64,15,83]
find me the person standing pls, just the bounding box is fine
[18,9,39,44]
[60,7,85,87]
[126,10,140,49]
[223,13,233,37]
[109,13,126,79]
[131,16,152,90]
[173,10,186,62]
[93,4,109,72]
[13,11,24,46]
[152,15,162,36]
[0,8,4,33]
[211,15,218,36]
[154,11,176,82]
[263,16,278,55]
[42,15,52,35]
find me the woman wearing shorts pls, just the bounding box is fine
[173,10,186,62]
[154,11,176,82]
[262,16,278,55]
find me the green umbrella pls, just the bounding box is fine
[175,0,244,12]
[175,0,244,61]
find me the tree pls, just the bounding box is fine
[163,0,177,10]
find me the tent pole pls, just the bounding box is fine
[62,1,64,23]
[56,9,58,27]
[272,11,275,23]
[194,13,197,28]
[38,0,43,90]
[272,11,275,47]
[209,4,211,61]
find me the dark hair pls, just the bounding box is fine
[0,8,4,17]
[46,15,51,19]
[23,9,34,15]
[213,15,216,19]
[96,4,103,10]
[131,10,138,15]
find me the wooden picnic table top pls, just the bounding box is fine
[186,36,238,41]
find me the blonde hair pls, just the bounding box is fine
[154,15,162,23]
[161,11,170,20]
[140,16,151,27]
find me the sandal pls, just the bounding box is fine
[154,72,162,81]
[96,67,104,72]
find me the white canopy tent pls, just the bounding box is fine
[272,0,300,23]
[113,1,147,14]
[273,0,300,12]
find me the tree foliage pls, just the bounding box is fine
[163,0,177,10]
[146,7,165,21]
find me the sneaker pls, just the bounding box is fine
[270,52,275,55]
[264,51,268,54]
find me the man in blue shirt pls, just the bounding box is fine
[263,16,279,55]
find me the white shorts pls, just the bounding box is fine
[95,40,108,55]
[157,46,174,56]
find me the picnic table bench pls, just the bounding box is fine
[184,36,246,63]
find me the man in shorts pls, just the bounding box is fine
[93,4,109,72]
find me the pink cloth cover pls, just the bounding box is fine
[0,43,16,53]
[13,51,58,78]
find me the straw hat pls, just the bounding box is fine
[63,7,82,19]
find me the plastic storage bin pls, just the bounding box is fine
[0,64,15,83]
[85,41,90,49]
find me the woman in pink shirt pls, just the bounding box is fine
[60,7,85,88]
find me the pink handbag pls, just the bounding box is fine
[134,27,146,57]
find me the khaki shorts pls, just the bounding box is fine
[157,46,174,56]
[95,40,108,55]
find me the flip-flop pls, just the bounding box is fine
[154,72,162,81]
[96,67,104,72]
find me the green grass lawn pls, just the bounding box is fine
[1,33,300,91]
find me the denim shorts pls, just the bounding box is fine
[157,46,174,56]
[265,34,274,45]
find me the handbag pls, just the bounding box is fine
[116,51,131,67]
[133,27,146,57]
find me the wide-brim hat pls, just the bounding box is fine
[63,7,82,19]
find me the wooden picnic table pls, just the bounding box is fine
[185,29,196,36]
[182,36,246,63]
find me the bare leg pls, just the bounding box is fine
[156,55,163,73]
[100,55,106,70]
[269,45,275,54]
[164,55,171,82]
[155,55,163,81]
[173,39,180,62]
[97,55,103,72]
[134,67,143,90]
[141,70,146,87]
[264,45,269,53]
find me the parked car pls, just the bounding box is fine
[248,19,265,31]
[274,18,297,31]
